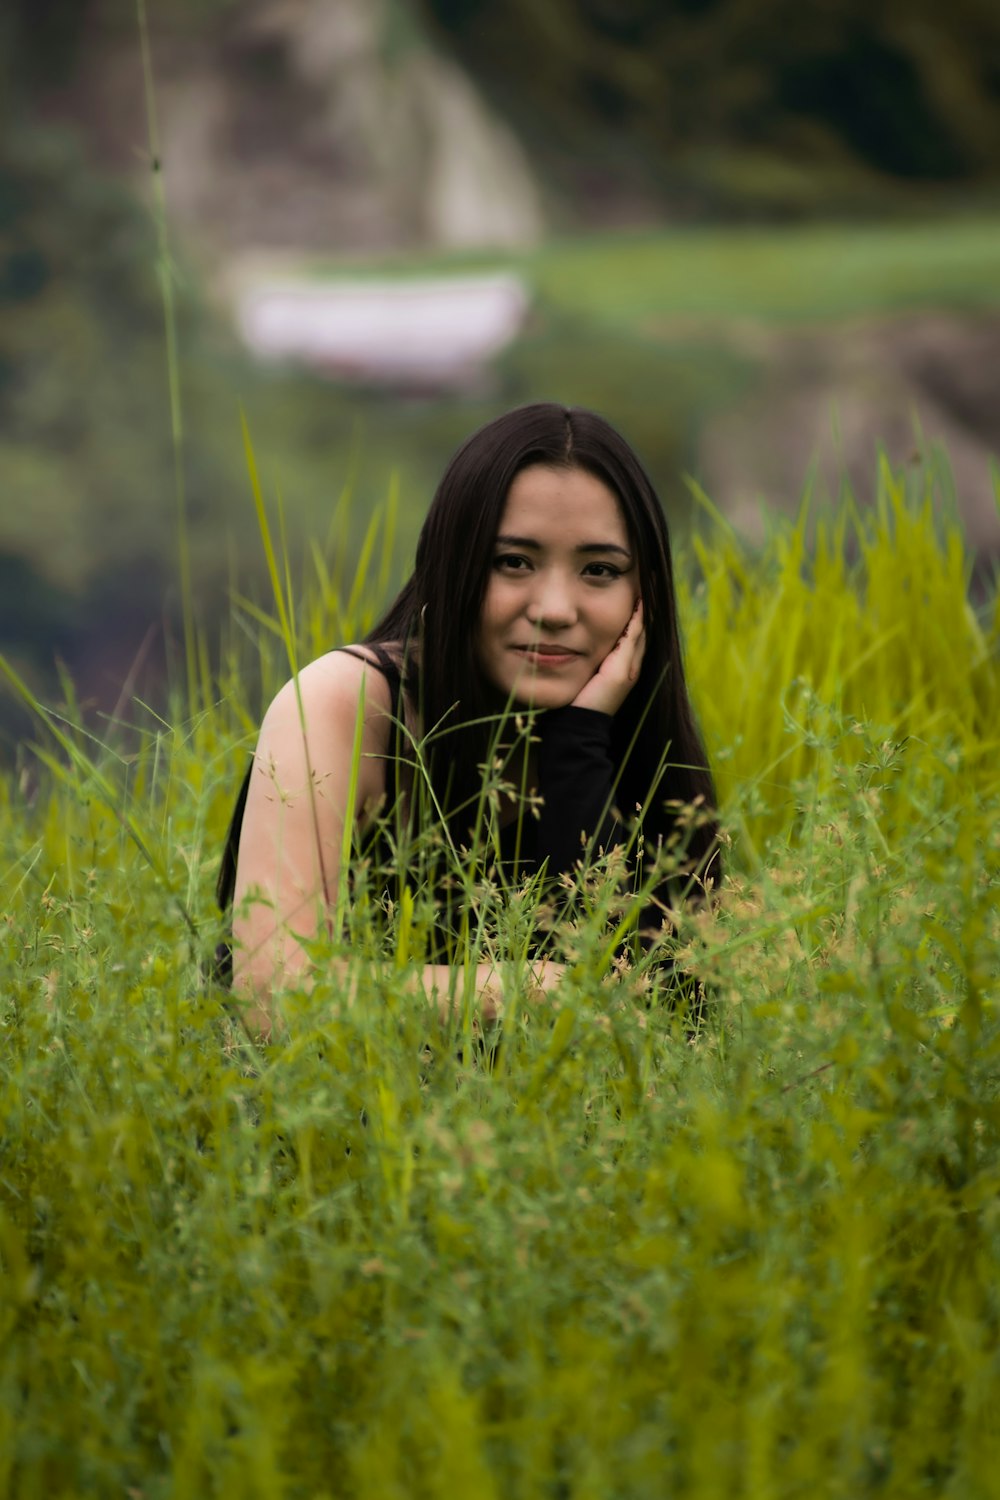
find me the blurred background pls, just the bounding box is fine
[3,0,1000,745]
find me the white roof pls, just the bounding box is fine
[236,271,530,388]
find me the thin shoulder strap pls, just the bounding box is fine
[216,761,251,912]
[338,642,401,695]
[336,644,404,753]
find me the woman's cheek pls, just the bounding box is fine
[603,596,634,655]
[485,576,517,623]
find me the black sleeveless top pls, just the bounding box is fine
[214,645,633,982]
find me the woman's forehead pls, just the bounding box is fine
[499,464,629,541]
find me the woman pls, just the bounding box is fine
[217,403,719,1033]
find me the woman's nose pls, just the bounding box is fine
[526,573,578,627]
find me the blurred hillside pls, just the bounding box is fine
[14,0,1000,247]
[2,0,1000,749]
[15,0,544,259]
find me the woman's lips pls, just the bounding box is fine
[511,645,582,668]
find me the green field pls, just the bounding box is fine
[328,214,1000,321]
[2,462,999,1496]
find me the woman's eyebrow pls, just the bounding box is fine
[495,533,633,560]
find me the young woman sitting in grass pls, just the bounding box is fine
[217,403,719,1035]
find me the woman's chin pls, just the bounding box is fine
[508,678,579,711]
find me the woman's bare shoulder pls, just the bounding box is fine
[258,647,396,748]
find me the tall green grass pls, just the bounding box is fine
[1,468,999,1498]
[684,460,1000,855]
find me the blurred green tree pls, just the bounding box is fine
[0,114,232,737]
[420,0,1000,215]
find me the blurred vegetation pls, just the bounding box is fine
[422,0,1000,218]
[0,122,231,708]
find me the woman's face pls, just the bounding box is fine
[475,463,640,710]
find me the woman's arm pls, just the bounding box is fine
[231,651,384,1010]
[231,652,562,1038]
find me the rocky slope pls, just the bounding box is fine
[696,311,1000,568]
[58,0,544,259]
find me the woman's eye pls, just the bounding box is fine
[493,554,621,579]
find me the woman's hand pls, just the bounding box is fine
[465,959,566,1023]
[570,598,645,717]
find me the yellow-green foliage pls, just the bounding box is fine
[684,460,1000,854]
[1,472,999,1498]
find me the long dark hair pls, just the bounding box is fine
[366,403,721,888]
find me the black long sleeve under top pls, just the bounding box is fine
[533,705,624,878]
